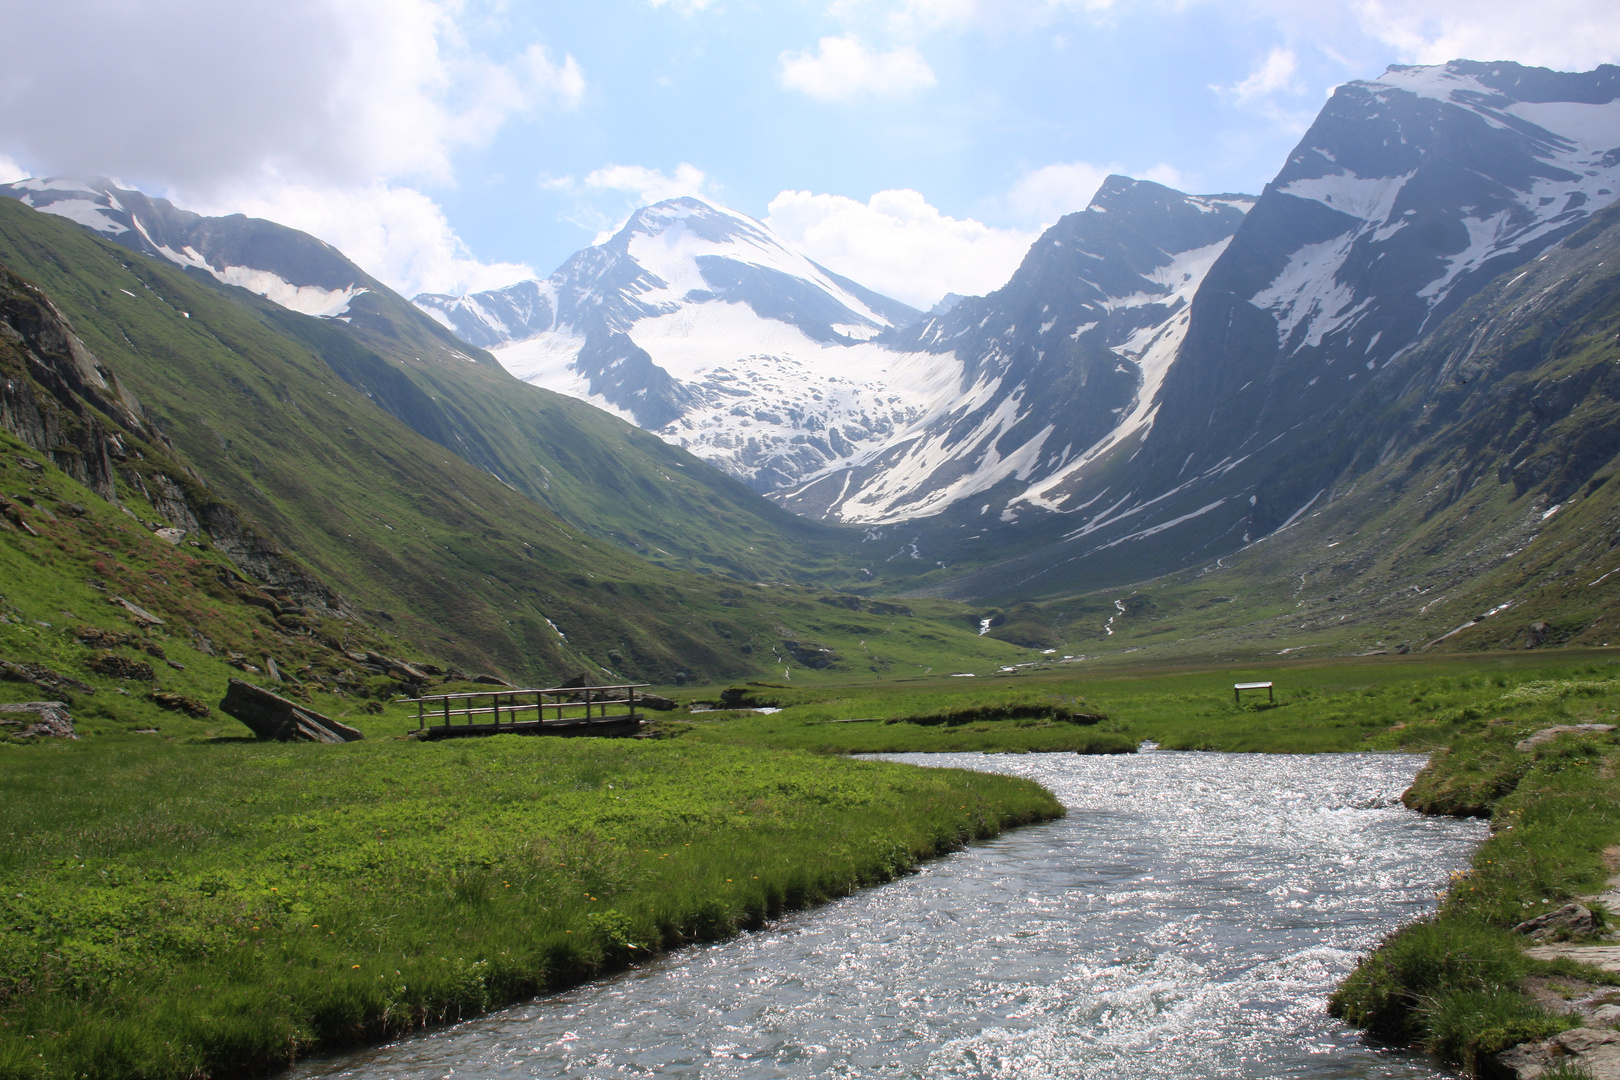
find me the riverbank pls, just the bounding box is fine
[0,736,1060,1080]
[1332,674,1620,1076]
[277,748,1473,1080]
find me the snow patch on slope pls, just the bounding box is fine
[22,196,130,235]
[13,180,370,318]
[1018,236,1237,513]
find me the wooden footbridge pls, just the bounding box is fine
[402,683,650,741]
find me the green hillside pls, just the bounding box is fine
[234,253,862,587]
[0,198,1028,690]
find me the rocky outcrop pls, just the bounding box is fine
[84,652,155,682]
[219,679,363,743]
[1,659,94,696]
[0,267,146,502]
[151,691,209,718]
[0,701,74,738]
[1491,1026,1620,1079]
[1514,903,1601,942]
[0,262,361,623]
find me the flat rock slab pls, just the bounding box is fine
[1517,724,1617,752]
[220,679,362,743]
[1525,945,1620,972]
[1494,1027,1620,1078]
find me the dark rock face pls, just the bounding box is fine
[775,177,1254,522]
[781,640,840,669]
[219,678,363,742]
[0,266,143,501]
[924,60,1620,602]
[0,701,75,738]
[570,331,693,429]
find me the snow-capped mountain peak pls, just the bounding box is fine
[1218,60,1620,378]
[777,176,1254,524]
[414,196,930,489]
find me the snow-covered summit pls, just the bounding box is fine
[415,196,932,489]
[0,177,372,318]
[1221,59,1620,376]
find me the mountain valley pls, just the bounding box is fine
[3,59,1620,684]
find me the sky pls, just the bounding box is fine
[2,0,1619,309]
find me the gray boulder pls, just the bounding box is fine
[1514,903,1600,942]
[219,679,362,743]
[1491,1026,1620,1078]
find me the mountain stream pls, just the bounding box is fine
[289,750,1481,1079]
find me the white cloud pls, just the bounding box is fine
[1137,163,1190,188]
[851,0,1119,33]
[190,180,534,299]
[584,163,712,204]
[766,189,1037,307]
[1351,0,1620,70]
[0,0,584,193]
[0,155,27,185]
[1206,43,1317,134]
[1218,47,1300,104]
[0,0,579,303]
[779,36,937,102]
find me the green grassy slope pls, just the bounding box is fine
[217,255,865,587]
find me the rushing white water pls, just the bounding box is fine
[287,751,1482,1079]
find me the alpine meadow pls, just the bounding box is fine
[3,10,1620,1077]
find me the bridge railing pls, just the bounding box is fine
[398,683,650,733]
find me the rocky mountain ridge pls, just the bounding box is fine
[909,59,1620,601]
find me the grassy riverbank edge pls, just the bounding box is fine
[0,737,1062,1080]
[1332,722,1620,1075]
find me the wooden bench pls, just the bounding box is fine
[1234,681,1274,704]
